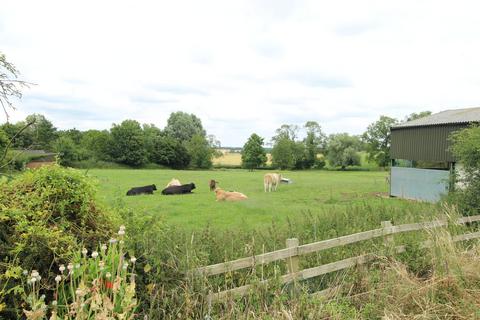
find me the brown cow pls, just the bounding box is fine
[209,179,219,191]
[214,188,248,201]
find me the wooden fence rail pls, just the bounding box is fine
[191,215,480,302]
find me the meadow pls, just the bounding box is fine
[90,168,435,230]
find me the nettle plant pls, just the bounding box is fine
[22,225,137,320]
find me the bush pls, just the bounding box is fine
[0,165,113,317]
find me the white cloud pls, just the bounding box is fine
[2,0,480,146]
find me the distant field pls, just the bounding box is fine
[213,151,272,166]
[90,169,434,230]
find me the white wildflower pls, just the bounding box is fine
[30,277,37,283]
[122,262,128,270]
[109,238,117,244]
[91,251,99,259]
[52,300,57,306]
[118,229,125,236]
[67,263,74,271]
[55,275,62,283]
[130,256,137,263]
[105,272,111,278]
[31,270,39,278]
[101,244,107,252]
[22,270,28,276]
[82,247,88,256]
[75,263,81,269]
[59,264,66,273]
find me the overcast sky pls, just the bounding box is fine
[2,1,480,146]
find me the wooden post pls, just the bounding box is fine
[381,221,394,247]
[286,238,299,274]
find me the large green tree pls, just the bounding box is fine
[241,133,267,170]
[362,115,398,167]
[164,111,206,143]
[110,120,147,166]
[25,114,58,150]
[326,133,361,170]
[271,136,296,170]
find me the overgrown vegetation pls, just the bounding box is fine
[0,165,112,317]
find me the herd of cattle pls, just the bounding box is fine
[125,173,290,201]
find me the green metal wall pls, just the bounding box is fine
[390,124,466,162]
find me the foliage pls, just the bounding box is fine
[164,111,206,143]
[80,129,112,162]
[449,125,480,214]
[271,136,296,169]
[405,110,432,122]
[150,135,190,169]
[186,134,214,169]
[303,121,326,168]
[142,123,162,163]
[53,136,83,166]
[25,114,58,150]
[110,120,147,167]
[241,133,267,170]
[21,226,137,320]
[326,133,361,169]
[362,115,398,167]
[0,165,112,317]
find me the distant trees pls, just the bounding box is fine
[186,134,214,169]
[362,116,398,168]
[326,133,361,170]
[405,111,432,122]
[270,122,326,170]
[110,120,147,167]
[164,112,206,143]
[241,133,267,170]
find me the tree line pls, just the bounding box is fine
[241,111,432,170]
[0,111,433,171]
[0,112,219,169]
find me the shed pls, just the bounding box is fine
[390,107,480,202]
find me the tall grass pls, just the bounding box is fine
[113,200,480,319]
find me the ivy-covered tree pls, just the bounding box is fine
[241,133,267,170]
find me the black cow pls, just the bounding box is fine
[126,184,157,196]
[161,183,196,195]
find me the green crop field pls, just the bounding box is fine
[89,169,435,230]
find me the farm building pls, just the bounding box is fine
[390,107,480,202]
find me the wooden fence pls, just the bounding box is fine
[190,215,480,302]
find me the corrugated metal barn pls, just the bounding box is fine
[390,107,480,202]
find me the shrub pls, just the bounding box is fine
[0,165,113,317]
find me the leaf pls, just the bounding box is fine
[143,263,152,273]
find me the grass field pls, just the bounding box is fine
[89,169,435,230]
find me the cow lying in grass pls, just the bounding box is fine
[214,188,248,201]
[264,173,281,192]
[126,184,157,196]
[161,183,196,195]
[166,178,181,188]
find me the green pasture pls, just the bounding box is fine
[90,169,436,230]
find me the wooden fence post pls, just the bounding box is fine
[286,238,299,274]
[381,221,394,247]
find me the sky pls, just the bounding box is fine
[2,0,480,146]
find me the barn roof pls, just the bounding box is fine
[392,107,480,129]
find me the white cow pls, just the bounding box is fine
[264,173,281,192]
[165,178,181,188]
